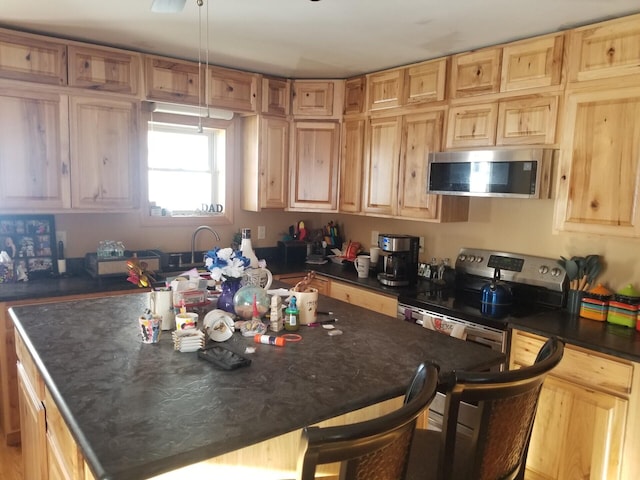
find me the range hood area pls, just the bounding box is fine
[427,148,558,199]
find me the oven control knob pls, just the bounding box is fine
[538,265,549,274]
[475,256,483,263]
[468,255,476,263]
[458,254,467,262]
[551,267,562,277]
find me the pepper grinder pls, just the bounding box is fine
[57,240,67,275]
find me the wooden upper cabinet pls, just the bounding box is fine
[261,76,290,117]
[450,47,502,98]
[69,96,139,210]
[500,34,564,92]
[367,69,403,111]
[208,66,258,112]
[344,76,366,115]
[289,121,340,211]
[144,56,202,105]
[0,87,70,211]
[496,95,559,145]
[339,118,366,213]
[398,111,443,219]
[292,80,335,117]
[568,13,640,83]
[241,115,289,211]
[398,111,469,222]
[554,85,640,237]
[446,103,498,148]
[403,58,447,105]
[0,29,67,85]
[67,45,140,94]
[363,116,402,215]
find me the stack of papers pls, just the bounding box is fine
[172,329,205,352]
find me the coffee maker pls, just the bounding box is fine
[377,234,420,287]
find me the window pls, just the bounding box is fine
[147,122,226,216]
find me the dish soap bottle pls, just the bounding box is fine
[240,228,259,268]
[284,296,300,331]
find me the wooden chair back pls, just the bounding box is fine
[296,361,439,480]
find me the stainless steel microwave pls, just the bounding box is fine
[427,148,557,198]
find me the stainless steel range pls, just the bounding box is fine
[398,247,567,436]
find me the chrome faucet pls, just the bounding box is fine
[191,226,221,264]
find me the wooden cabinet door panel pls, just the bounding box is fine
[339,118,366,213]
[260,117,289,208]
[367,69,403,110]
[526,376,626,480]
[363,116,401,215]
[0,29,67,85]
[0,88,70,210]
[555,87,640,236]
[398,111,443,219]
[292,81,334,117]
[496,96,558,145]
[17,363,47,480]
[500,34,564,92]
[68,45,140,94]
[450,48,502,98]
[208,66,257,112]
[69,97,138,210]
[568,14,640,82]
[446,103,498,148]
[404,58,447,105]
[144,56,203,105]
[289,121,340,211]
[343,76,366,115]
[261,77,290,116]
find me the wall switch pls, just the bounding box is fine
[419,236,425,250]
[257,226,266,240]
[371,230,379,245]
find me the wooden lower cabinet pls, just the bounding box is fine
[330,280,397,317]
[275,274,397,317]
[1,290,137,446]
[16,328,95,480]
[510,329,640,480]
[17,362,47,479]
[275,273,330,296]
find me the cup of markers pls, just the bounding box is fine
[139,309,162,344]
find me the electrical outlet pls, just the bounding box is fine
[419,236,425,250]
[257,226,266,240]
[56,231,67,248]
[371,230,379,245]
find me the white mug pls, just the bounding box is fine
[149,289,175,331]
[354,255,371,278]
[369,247,381,266]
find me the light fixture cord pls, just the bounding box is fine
[205,0,210,118]
[197,0,204,133]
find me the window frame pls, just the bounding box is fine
[139,109,235,227]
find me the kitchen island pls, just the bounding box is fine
[10,289,504,480]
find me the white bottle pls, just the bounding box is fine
[240,228,259,268]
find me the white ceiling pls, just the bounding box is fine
[2,0,639,79]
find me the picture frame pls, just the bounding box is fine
[0,214,58,281]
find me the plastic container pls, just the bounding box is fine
[580,284,612,321]
[607,284,640,328]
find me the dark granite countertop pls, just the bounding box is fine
[0,273,142,302]
[10,288,504,480]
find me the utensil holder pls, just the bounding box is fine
[566,290,584,315]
